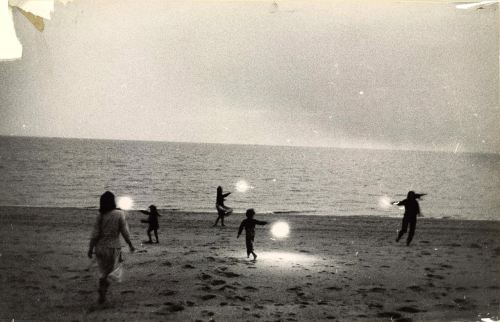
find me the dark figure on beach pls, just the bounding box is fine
[88,191,135,304]
[214,186,233,227]
[140,205,161,244]
[237,209,268,260]
[393,191,425,246]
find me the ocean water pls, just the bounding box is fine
[0,136,499,221]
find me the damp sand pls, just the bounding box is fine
[0,206,499,321]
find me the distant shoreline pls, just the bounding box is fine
[2,135,500,155]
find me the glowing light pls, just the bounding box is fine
[235,180,250,193]
[378,196,392,209]
[271,222,290,238]
[117,196,134,210]
[257,252,316,263]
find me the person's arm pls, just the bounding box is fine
[393,199,406,206]
[140,210,150,215]
[88,214,101,258]
[237,220,245,238]
[119,213,135,252]
[255,220,268,225]
[223,192,231,198]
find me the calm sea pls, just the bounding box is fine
[0,136,498,220]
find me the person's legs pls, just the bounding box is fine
[407,220,416,246]
[96,248,120,304]
[154,229,159,243]
[246,235,253,258]
[396,218,409,242]
[98,278,109,304]
[146,228,153,243]
[214,207,225,226]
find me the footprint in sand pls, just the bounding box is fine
[201,310,215,317]
[439,264,453,269]
[368,303,384,309]
[219,285,237,291]
[159,290,177,296]
[243,286,259,292]
[183,264,196,269]
[397,306,424,313]
[234,295,247,301]
[287,286,302,292]
[201,294,217,301]
[211,280,226,286]
[369,287,386,293]
[158,303,185,313]
[426,274,445,280]
[325,286,343,291]
[407,285,425,292]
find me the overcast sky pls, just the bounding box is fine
[1,1,498,153]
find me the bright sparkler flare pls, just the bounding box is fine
[235,180,250,193]
[271,222,290,238]
[378,196,392,209]
[117,196,134,210]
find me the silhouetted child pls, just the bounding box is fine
[392,191,425,246]
[140,205,161,244]
[214,186,232,227]
[237,209,267,260]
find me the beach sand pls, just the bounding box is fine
[0,206,499,322]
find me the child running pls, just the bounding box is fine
[140,205,161,244]
[237,209,268,260]
[392,191,426,246]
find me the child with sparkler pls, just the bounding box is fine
[237,209,268,260]
[392,191,426,246]
[140,205,161,244]
[214,186,232,227]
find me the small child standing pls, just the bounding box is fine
[237,209,268,260]
[140,205,161,244]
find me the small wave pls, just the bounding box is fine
[272,210,318,215]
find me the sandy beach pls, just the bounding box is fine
[0,206,499,322]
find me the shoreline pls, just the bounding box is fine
[0,205,497,222]
[1,206,499,321]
